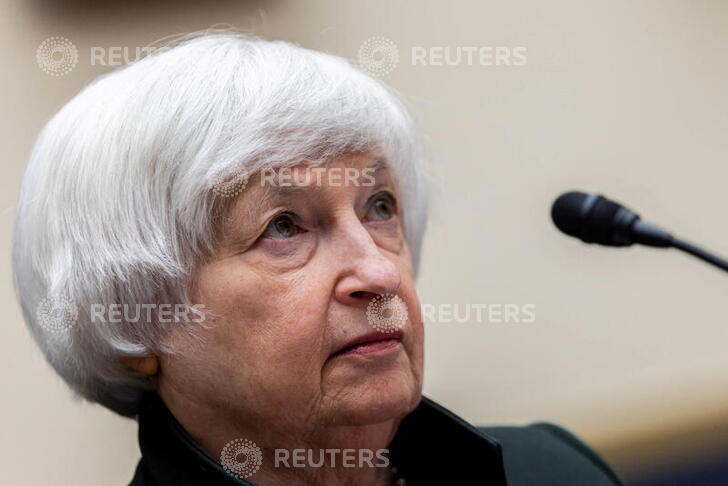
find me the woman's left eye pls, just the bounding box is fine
[262,212,302,239]
[366,191,397,221]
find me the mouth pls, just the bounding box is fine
[330,330,404,359]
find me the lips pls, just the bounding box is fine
[330,330,404,358]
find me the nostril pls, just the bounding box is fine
[349,291,383,303]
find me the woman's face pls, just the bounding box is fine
[160,150,424,439]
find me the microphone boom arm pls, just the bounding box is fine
[670,237,728,273]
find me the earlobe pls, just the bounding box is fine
[121,356,160,376]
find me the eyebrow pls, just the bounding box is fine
[369,157,387,173]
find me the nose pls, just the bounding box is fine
[332,220,401,307]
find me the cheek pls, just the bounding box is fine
[190,262,331,401]
[395,257,425,372]
[402,288,424,363]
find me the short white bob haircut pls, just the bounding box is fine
[12,31,428,417]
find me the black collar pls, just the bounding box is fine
[132,392,508,485]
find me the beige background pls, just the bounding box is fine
[3,0,728,484]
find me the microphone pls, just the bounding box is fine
[551,191,728,273]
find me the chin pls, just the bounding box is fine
[328,369,422,426]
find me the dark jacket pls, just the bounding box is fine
[130,392,623,485]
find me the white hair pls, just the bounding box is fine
[12,32,429,417]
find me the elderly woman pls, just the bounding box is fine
[13,33,622,486]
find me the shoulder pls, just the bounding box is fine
[128,460,146,486]
[480,422,624,486]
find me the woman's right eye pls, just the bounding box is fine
[262,212,302,239]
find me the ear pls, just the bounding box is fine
[121,356,160,376]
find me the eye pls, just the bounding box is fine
[262,212,301,239]
[366,191,397,221]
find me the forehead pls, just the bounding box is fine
[248,151,389,198]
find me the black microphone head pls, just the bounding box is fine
[551,191,639,246]
[551,191,590,238]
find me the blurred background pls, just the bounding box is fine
[2,0,728,484]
